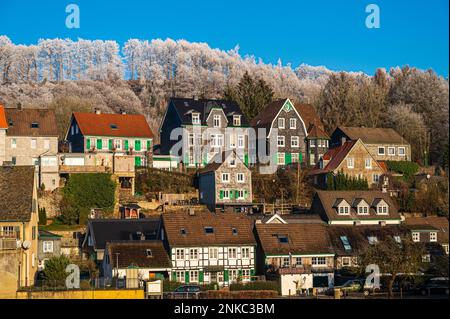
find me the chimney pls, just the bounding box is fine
[94,108,101,115]
[341,136,346,145]
[188,208,195,216]
[192,95,199,101]
[120,109,126,115]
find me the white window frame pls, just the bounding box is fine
[192,113,200,125]
[242,247,250,259]
[229,134,236,148]
[277,152,285,165]
[373,174,380,183]
[11,138,17,149]
[43,241,53,253]
[221,173,230,183]
[44,139,50,150]
[209,248,218,259]
[376,205,389,215]
[189,248,198,260]
[237,135,245,149]
[233,115,241,126]
[31,138,37,149]
[242,269,251,280]
[443,244,449,255]
[228,248,237,259]
[222,190,230,199]
[357,205,369,215]
[312,257,327,266]
[310,140,316,148]
[289,118,297,129]
[277,136,285,147]
[291,136,299,148]
[278,118,285,129]
[190,270,199,283]
[114,139,122,150]
[398,147,406,156]
[412,232,420,242]
[102,139,108,150]
[365,158,372,169]
[292,153,299,163]
[176,249,185,260]
[338,205,350,215]
[176,271,185,283]
[388,147,395,156]
[347,157,354,169]
[237,190,245,199]
[237,173,245,183]
[430,232,438,242]
[188,133,195,146]
[213,115,221,128]
[342,257,351,267]
[378,146,385,155]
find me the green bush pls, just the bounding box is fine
[230,281,280,294]
[326,171,369,191]
[59,173,116,225]
[386,161,420,182]
[42,255,72,287]
[162,280,217,292]
[38,207,47,225]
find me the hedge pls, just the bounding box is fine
[230,281,280,294]
[386,161,420,181]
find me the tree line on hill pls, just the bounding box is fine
[0,36,448,167]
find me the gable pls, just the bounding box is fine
[268,98,308,138]
[334,139,384,173]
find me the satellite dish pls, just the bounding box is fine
[22,241,31,250]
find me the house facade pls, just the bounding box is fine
[0,166,39,296]
[251,99,328,167]
[331,126,412,162]
[0,106,59,190]
[65,110,154,168]
[37,229,62,270]
[198,151,252,212]
[159,98,250,168]
[310,190,402,225]
[255,221,335,296]
[102,241,172,287]
[161,212,256,287]
[308,139,386,189]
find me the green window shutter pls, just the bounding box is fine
[250,269,255,281]
[235,190,239,199]
[219,190,224,200]
[229,190,234,199]
[244,190,248,199]
[223,270,229,282]
[108,139,113,150]
[299,152,303,163]
[135,156,141,167]
[238,269,243,279]
[199,271,204,283]
[244,153,249,167]
[96,139,102,149]
[86,138,90,150]
[172,272,177,281]
[147,140,151,150]
[285,153,292,165]
[124,140,129,150]
[135,140,141,151]
[185,271,190,284]
[202,153,207,166]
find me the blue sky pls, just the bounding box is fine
[0,0,448,76]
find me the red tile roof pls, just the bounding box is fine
[73,112,154,138]
[307,124,329,139]
[309,140,358,175]
[0,105,9,129]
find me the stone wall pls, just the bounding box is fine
[16,288,145,299]
[0,250,20,299]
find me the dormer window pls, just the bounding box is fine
[146,249,153,257]
[31,122,39,128]
[373,199,389,215]
[110,124,118,129]
[278,235,289,244]
[338,206,350,215]
[204,227,214,234]
[232,228,238,236]
[334,199,350,215]
[233,115,241,126]
[192,113,200,125]
[368,236,378,245]
[353,199,370,215]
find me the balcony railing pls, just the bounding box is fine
[0,232,19,250]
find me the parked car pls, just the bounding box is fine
[330,279,381,297]
[164,285,201,299]
[414,277,449,296]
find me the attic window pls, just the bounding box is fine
[180,228,187,236]
[31,122,39,128]
[340,236,352,252]
[146,249,153,257]
[8,119,13,126]
[192,113,200,125]
[110,124,118,129]
[232,228,238,236]
[394,236,402,244]
[204,227,214,234]
[278,235,289,244]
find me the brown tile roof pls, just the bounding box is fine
[72,112,154,138]
[307,124,329,139]
[0,105,7,129]
[309,140,358,175]
[0,166,35,222]
[338,126,409,145]
[5,108,58,136]
[251,99,326,136]
[162,211,256,247]
[404,216,449,243]
[327,225,407,256]
[313,190,401,221]
[106,241,172,269]
[255,223,334,255]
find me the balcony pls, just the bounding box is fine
[59,165,110,174]
[0,232,19,250]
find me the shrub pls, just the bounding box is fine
[327,171,369,191]
[59,173,116,225]
[38,207,47,225]
[42,255,72,287]
[386,161,420,182]
[230,281,280,294]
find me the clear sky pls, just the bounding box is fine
[0,0,448,76]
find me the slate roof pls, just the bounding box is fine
[0,166,35,222]
[169,97,249,126]
[106,241,172,269]
[162,211,256,247]
[72,112,154,138]
[198,150,247,174]
[255,223,334,255]
[250,99,326,137]
[312,190,401,221]
[0,105,7,129]
[38,229,62,239]
[337,126,409,145]
[306,124,329,139]
[404,216,449,244]
[5,108,58,136]
[86,218,161,250]
[327,225,407,256]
